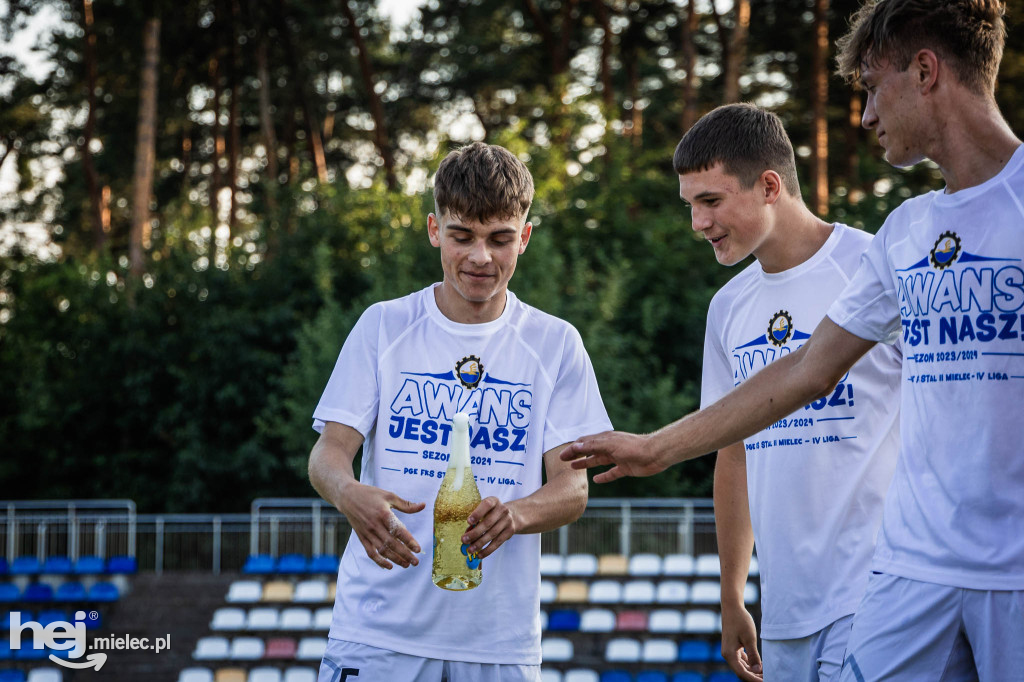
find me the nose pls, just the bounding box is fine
[691,206,712,233]
[861,92,878,130]
[468,239,491,265]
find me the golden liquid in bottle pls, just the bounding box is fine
[432,465,483,591]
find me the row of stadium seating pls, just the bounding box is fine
[210,607,332,632]
[179,667,316,682]
[540,580,757,605]
[0,556,137,576]
[0,669,62,682]
[225,580,335,604]
[0,581,121,603]
[177,669,739,682]
[2,609,102,631]
[543,609,721,634]
[242,556,339,575]
[543,637,727,663]
[543,672,738,682]
[192,636,326,662]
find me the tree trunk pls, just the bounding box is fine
[724,0,749,103]
[809,0,829,216]
[276,0,328,184]
[209,54,224,239]
[257,39,279,182]
[340,0,396,190]
[80,0,106,250]
[592,0,615,121]
[226,0,240,235]
[130,17,160,277]
[681,0,699,132]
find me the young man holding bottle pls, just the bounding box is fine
[308,141,611,681]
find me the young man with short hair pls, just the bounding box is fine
[676,103,900,681]
[564,1,1023,678]
[310,142,611,681]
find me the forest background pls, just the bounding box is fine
[3,0,1022,512]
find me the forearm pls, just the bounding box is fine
[714,443,755,609]
[308,424,363,514]
[509,452,588,534]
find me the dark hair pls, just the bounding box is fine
[835,0,1006,94]
[672,103,801,197]
[432,142,534,223]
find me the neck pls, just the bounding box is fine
[434,281,507,324]
[756,198,834,274]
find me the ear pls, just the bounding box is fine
[913,49,940,94]
[760,170,784,205]
[428,213,442,247]
[518,222,533,254]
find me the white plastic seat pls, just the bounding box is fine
[655,580,689,603]
[296,637,327,661]
[579,608,615,632]
[642,638,678,663]
[246,607,280,630]
[587,579,622,603]
[226,580,263,603]
[178,669,213,682]
[541,637,573,662]
[229,636,265,660]
[540,668,563,682]
[690,580,720,604]
[627,553,662,576]
[293,580,329,603]
[563,553,598,576]
[604,637,641,662]
[745,581,760,604]
[539,579,557,603]
[748,555,760,576]
[564,671,600,682]
[210,607,247,631]
[662,554,695,576]
[313,607,333,630]
[684,609,719,633]
[648,609,684,633]
[280,607,314,631]
[247,668,283,682]
[283,668,317,682]
[695,553,721,576]
[27,670,64,682]
[193,636,230,660]
[540,554,564,576]
[622,580,655,603]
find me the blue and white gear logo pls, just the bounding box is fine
[767,310,794,347]
[455,355,484,389]
[930,231,962,269]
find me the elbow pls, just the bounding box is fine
[567,473,589,524]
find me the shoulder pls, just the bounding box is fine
[709,261,761,310]
[509,296,582,346]
[357,287,431,339]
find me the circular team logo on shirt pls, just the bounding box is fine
[455,355,484,389]
[930,231,962,269]
[767,310,793,347]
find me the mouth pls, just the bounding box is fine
[461,271,495,282]
[707,235,726,248]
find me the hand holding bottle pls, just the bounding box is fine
[461,496,519,559]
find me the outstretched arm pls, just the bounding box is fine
[562,318,877,482]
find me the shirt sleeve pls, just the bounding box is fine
[826,222,902,345]
[700,295,736,410]
[542,326,613,452]
[311,304,383,436]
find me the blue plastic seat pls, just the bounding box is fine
[547,609,581,631]
[638,673,668,682]
[242,554,276,575]
[600,672,632,682]
[277,554,309,574]
[671,673,705,682]
[88,581,119,602]
[0,668,26,682]
[708,673,742,682]
[55,581,87,602]
[3,610,31,630]
[0,585,19,603]
[41,557,73,575]
[10,558,41,576]
[107,555,138,574]
[74,556,105,575]
[36,609,68,628]
[22,583,53,603]
[0,558,8,575]
[309,554,340,573]
[13,641,46,660]
[0,640,11,660]
[679,640,713,662]
[84,609,102,629]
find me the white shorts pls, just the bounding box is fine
[839,571,1024,681]
[762,614,853,682]
[317,638,542,682]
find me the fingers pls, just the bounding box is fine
[560,435,610,463]
[389,496,427,515]
[592,466,624,484]
[462,497,515,559]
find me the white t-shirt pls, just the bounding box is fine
[312,284,612,665]
[701,224,902,640]
[827,145,1024,589]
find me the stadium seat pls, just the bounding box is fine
[599,672,630,682]
[295,637,326,661]
[308,555,339,574]
[0,559,6,575]
[637,673,669,682]
[597,554,628,575]
[579,608,615,633]
[263,581,294,602]
[210,607,246,631]
[54,582,87,602]
[214,669,246,682]
[683,609,719,634]
[14,642,47,660]
[564,671,599,682]
[106,556,138,574]
[678,640,713,662]
[11,558,42,576]
[655,580,689,604]
[26,669,62,682]
[563,553,598,576]
[36,610,67,627]
[540,554,564,576]
[708,674,742,682]
[293,580,328,603]
[540,670,562,682]
[648,609,684,633]
[87,582,119,602]
[0,585,17,602]
[41,557,73,575]
[588,580,622,604]
[642,639,677,663]
[72,556,105,575]
[23,583,53,602]
[671,673,704,682]
[264,637,297,660]
[226,581,263,604]
[662,554,696,576]
[547,609,580,632]
[84,610,101,629]
[628,553,662,576]
[280,607,313,631]
[313,608,332,630]
[744,582,759,604]
[604,638,641,662]
[0,670,25,682]
[3,610,28,630]
[229,637,265,660]
[690,580,720,605]
[193,636,231,660]
[539,580,557,604]
[242,555,276,575]
[282,668,316,682]
[246,607,280,630]
[178,668,214,682]
[556,580,588,603]
[276,555,308,575]
[615,610,647,631]
[695,554,721,576]
[0,640,10,659]
[748,555,759,576]
[541,637,573,662]
[622,580,655,603]
[248,668,282,682]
